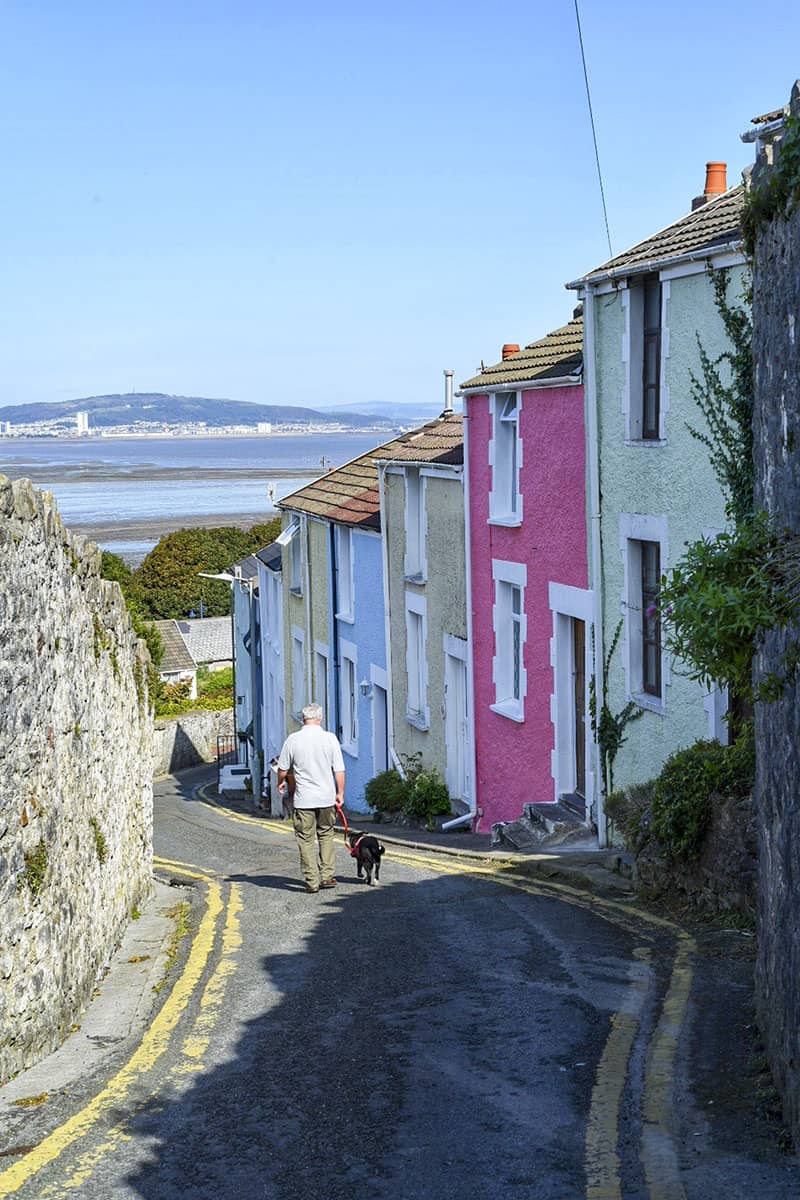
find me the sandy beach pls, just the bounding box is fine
[70,510,277,545]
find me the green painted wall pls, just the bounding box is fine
[385,467,466,777]
[593,264,745,791]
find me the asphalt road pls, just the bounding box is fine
[3,770,798,1200]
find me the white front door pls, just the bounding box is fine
[445,651,469,801]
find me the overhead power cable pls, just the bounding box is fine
[574,1,613,259]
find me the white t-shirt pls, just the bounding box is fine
[277,725,345,809]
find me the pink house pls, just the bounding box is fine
[460,313,594,832]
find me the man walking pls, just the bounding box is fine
[276,703,345,893]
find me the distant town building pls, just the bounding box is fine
[0,421,11,437]
[257,422,272,435]
[76,411,89,436]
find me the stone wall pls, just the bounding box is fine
[152,708,234,777]
[0,476,153,1082]
[751,83,800,1146]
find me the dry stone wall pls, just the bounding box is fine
[152,708,234,777]
[0,476,154,1081]
[751,83,800,1147]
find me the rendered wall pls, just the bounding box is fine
[335,528,386,813]
[385,468,466,781]
[593,268,738,791]
[468,382,587,828]
[750,109,800,1146]
[0,477,153,1081]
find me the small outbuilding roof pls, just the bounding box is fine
[154,620,197,674]
[460,315,583,391]
[255,541,282,571]
[279,414,463,531]
[177,616,232,665]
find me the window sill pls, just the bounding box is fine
[490,700,525,723]
[342,742,358,759]
[403,572,426,585]
[289,587,303,597]
[631,691,666,715]
[624,438,667,448]
[335,611,355,624]
[405,710,430,732]
[487,516,522,528]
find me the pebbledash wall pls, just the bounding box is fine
[750,85,800,1148]
[0,476,153,1082]
[590,266,741,792]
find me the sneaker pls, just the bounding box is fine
[304,883,320,893]
[320,878,337,889]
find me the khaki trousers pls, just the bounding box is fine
[292,806,336,886]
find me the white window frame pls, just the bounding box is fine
[404,590,429,730]
[289,527,303,595]
[403,468,427,582]
[488,391,523,526]
[335,525,354,622]
[314,641,330,729]
[548,582,594,810]
[619,513,669,713]
[622,277,670,444]
[290,625,306,718]
[491,559,527,721]
[340,638,358,755]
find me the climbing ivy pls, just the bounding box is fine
[741,113,800,255]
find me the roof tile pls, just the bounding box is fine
[279,414,463,529]
[460,316,583,391]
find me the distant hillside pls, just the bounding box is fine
[0,393,395,429]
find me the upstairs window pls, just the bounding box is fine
[335,526,354,620]
[641,277,662,440]
[489,392,522,523]
[289,529,302,594]
[404,469,427,581]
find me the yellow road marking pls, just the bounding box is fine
[0,867,223,1197]
[585,948,653,1200]
[641,934,695,1200]
[38,883,245,1194]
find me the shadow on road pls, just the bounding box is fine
[123,867,604,1200]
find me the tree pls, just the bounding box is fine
[133,518,281,620]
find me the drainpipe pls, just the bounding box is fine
[442,405,478,833]
[584,287,606,846]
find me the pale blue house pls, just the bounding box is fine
[278,445,399,812]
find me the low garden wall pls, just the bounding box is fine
[152,708,234,777]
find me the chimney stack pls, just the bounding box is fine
[692,161,727,210]
[442,369,454,415]
[501,343,520,360]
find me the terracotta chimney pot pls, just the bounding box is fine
[704,162,727,196]
[502,343,520,360]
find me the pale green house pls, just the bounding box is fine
[567,167,747,840]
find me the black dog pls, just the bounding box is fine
[348,832,385,885]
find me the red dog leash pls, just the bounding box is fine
[335,801,363,857]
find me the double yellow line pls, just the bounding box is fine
[0,858,241,1198]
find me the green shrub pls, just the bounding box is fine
[365,755,452,829]
[650,726,755,861]
[605,782,656,850]
[365,768,407,815]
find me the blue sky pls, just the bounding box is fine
[2,1,798,410]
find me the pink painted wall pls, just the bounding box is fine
[467,383,587,830]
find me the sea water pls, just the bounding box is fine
[0,433,384,560]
